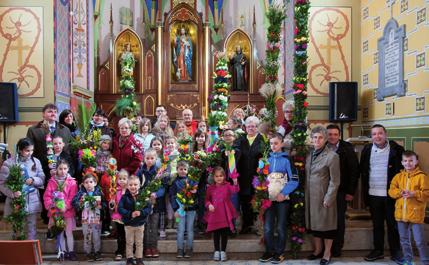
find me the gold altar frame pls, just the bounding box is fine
[112,28,144,93]
[224,29,253,93]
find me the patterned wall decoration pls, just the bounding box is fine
[72,0,88,89]
[55,0,71,97]
[0,7,44,97]
[307,7,352,96]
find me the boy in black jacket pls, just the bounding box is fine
[118,175,152,265]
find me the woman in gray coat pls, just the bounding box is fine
[305,126,340,265]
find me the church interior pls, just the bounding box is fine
[0,0,428,261]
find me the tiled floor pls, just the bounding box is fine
[41,258,401,265]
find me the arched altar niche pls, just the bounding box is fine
[162,3,205,119]
[113,28,143,94]
[224,29,253,93]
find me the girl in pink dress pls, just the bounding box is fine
[205,166,239,262]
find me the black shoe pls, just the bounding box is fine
[176,249,184,258]
[94,251,103,261]
[68,251,77,261]
[184,248,192,258]
[86,253,95,262]
[259,252,273,262]
[126,258,135,265]
[271,254,285,264]
[390,254,404,265]
[320,258,331,265]
[364,250,384,261]
[307,252,323,260]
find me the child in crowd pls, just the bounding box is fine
[220,129,241,229]
[96,135,112,174]
[118,175,152,265]
[152,114,174,141]
[150,137,164,168]
[137,148,164,258]
[72,172,105,261]
[44,159,78,260]
[259,133,298,264]
[164,136,180,230]
[170,161,198,258]
[0,138,45,240]
[111,169,129,261]
[193,130,208,232]
[388,150,429,265]
[135,118,155,152]
[198,120,207,133]
[175,120,189,139]
[96,134,113,236]
[205,167,239,261]
[52,136,75,177]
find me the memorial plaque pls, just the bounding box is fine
[377,18,405,101]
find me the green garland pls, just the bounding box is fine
[259,4,287,130]
[5,164,27,240]
[208,53,231,129]
[116,47,140,118]
[289,0,310,258]
[253,3,286,219]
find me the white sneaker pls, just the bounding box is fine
[220,251,227,261]
[159,230,166,239]
[213,251,220,261]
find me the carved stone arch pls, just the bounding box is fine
[145,50,155,92]
[224,29,253,93]
[113,28,144,94]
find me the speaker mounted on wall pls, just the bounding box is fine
[0,82,19,123]
[329,82,358,122]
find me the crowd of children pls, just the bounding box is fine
[0,107,428,265]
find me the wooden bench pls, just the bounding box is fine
[0,240,43,264]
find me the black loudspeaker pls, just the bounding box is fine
[329,82,358,122]
[0,82,19,123]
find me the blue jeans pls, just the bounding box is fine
[177,210,196,250]
[397,221,429,264]
[263,201,290,255]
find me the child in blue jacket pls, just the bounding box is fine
[259,133,299,264]
[136,148,165,258]
[169,160,198,258]
[118,175,152,265]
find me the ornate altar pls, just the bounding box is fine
[95,1,266,121]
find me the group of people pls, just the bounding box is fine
[0,102,427,265]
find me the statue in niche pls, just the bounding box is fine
[173,27,193,81]
[229,45,248,91]
[119,43,136,87]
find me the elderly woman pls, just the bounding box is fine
[234,116,264,234]
[305,126,340,265]
[112,117,143,175]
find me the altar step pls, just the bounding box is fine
[1,224,428,254]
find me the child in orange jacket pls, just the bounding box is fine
[388,150,429,265]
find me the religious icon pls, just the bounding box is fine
[229,45,248,91]
[173,27,193,81]
[119,43,136,78]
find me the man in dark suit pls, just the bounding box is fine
[27,103,72,224]
[360,124,404,264]
[326,124,359,257]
